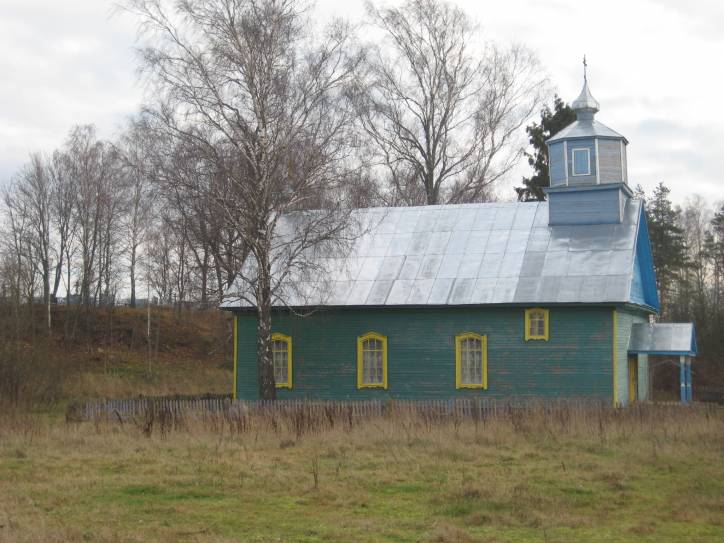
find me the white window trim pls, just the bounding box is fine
[571,147,591,176]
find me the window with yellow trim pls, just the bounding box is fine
[271,333,292,388]
[357,332,387,389]
[455,333,487,389]
[525,308,549,341]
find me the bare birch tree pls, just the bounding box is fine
[47,149,78,304]
[15,155,53,332]
[146,209,175,304]
[117,117,156,307]
[2,188,33,307]
[355,0,548,205]
[158,139,244,305]
[123,0,360,399]
[65,125,118,306]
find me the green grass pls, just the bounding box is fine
[0,405,722,542]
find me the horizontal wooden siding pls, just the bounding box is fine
[235,306,615,401]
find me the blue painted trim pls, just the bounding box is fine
[545,183,629,226]
[630,251,645,306]
[628,350,697,357]
[631,203,660,312]
[547,134,629,144]
[552,220,621,225]
[549,141,566,185]
[621,302,658,314]
[545,182,633,196]
[691,328,698,356]
[680,360,687,403]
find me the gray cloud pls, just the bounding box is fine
[1,0,722,206]
[0,0,142,183]
[651,0,724,40]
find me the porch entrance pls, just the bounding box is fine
[627,355,638,403]
[628,322,697,404]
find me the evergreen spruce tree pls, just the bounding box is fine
[645,182,689,317]
[515,96,576,201]
[705,204,724,318]
[633,183,646,200]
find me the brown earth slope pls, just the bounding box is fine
[0,305,233,405]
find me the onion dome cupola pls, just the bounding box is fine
[545,59,633,226]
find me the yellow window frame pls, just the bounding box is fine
[271,332,293,389]
[455,332,487,389]
[525,308,549,341]
[357,331,388,389]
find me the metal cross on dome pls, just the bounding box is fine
[583,55,588,82]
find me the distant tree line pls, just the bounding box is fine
[640,183,724,389]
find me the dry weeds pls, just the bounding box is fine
[0,403,722,543]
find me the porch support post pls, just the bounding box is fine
[686,358,693,403]
[679,355,687,404]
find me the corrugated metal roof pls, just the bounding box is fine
[547,119,627,144]
[628,323,697,356]
[221,198,648,309]
[547,77,627,144]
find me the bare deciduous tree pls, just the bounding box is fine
[65,126,119,306]
[117,117,156,307]
[2,186,33,321]
[15,155,53,332]
[355,0,548,205]
[146,210,176,305]
[157,140,245,306]
[47,149,78,305]
[124,0,361,399]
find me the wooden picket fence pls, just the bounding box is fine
[68,396,610,423]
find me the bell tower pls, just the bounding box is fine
[545,60,632,225]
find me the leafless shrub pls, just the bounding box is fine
[72,399,723,455]
[0,341,72,408]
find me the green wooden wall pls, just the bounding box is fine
[234,306,639,402]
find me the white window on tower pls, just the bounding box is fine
[572,147,591,176]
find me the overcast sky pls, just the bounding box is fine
[1,0,722,205]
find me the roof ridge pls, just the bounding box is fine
[349,201,540,213]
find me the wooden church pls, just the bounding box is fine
[223,74,697,406]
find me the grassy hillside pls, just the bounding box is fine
[0,305,234,406]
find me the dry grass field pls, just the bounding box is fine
[1,403,722,543]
